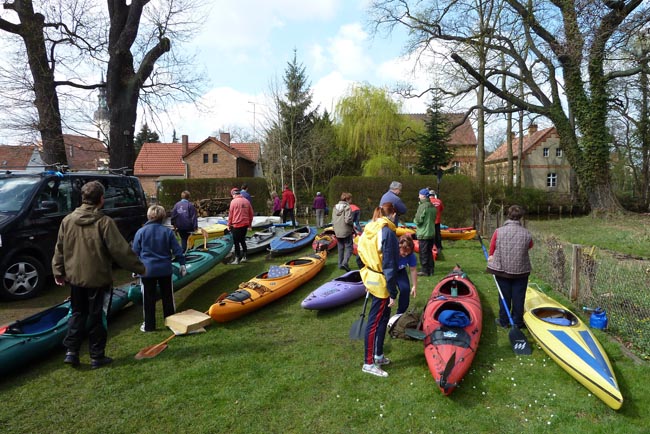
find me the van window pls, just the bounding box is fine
[36,179,73,215]
[0,177,40,213]
[104,178,140,209]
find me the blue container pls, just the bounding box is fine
[589,308,608,330]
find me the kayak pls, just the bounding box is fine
[301,269,365,310]
[186,223,229,250]
[312,227,337,252]
[234,226,288,256]
[252,215,282,228]
[0,281,137,376]
[523,286,623,410]
[128,234,233,304]
[209,250,327,322]
[441,227,476,241]
[268,226,317,256]
[421,267,482,395]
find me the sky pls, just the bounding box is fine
[156,0,432,143]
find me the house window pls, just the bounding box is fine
[547,173,557,187]
[212,154,218,163]
[203,154,208,163]
[556,148,563,157]
[543,148,549,157]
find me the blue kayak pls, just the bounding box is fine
[268,226,317,256]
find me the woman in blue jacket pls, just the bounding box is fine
[133,205,186,332]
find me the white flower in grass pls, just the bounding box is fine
[380,414,383,418]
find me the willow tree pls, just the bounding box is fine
[334,84,407,176]
[370,0,650,213]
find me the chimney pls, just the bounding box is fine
[181,135,188,155]
[528,124,538,135]
[219,132,231,146]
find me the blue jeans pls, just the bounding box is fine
[364,294,390,364]
[495,275,528,328]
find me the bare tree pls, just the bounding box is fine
[370,0,650,213]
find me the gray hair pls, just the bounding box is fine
[389,181,402,191]
[147,205,166,222]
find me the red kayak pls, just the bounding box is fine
[413,240,438,260]
[422,266,482,395]
[312,227,337,252]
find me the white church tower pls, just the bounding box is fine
[93,74,110,144]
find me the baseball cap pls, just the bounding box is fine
[231,188,240,196]
[419,188,430,196]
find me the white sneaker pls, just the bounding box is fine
[362,363,388,377]
[240,256,247,263]
[375,356,391,365]
[229,257,240,265]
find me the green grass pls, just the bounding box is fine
[1,231,649,433]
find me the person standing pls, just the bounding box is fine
[52,181,145,369]
[170,190,198,251]
[487,205,533,329]
[312,192,327,228]
[132,205,186,332]
[228,187,254,265]
[332,192,354,272]
[357,202,399,378]
[396,234,418,315]
[379,181,407,225]
[414,188,437,277]
[271,191,281,217]
[429,190,445,251]
[281,184,297,227]
[350,203,362,233]
[240,183,252,203]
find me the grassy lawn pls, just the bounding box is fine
[1,220,649,433]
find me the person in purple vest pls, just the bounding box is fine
[170,191,198,252]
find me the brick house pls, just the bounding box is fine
[134,133,260,198]
[0,145,45,172]
[485,125,572,195]
[405,113,478,176]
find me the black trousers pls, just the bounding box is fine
[419,238,435,276]
[141,275,175,331]
[495,275,528,328]
[231,226,248,259]
[63,285,108,358]
[434,223,443,250]
[282,208,296,226]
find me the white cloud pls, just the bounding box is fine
[327,23,374,78]
[312,71,354,114]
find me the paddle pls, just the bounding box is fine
[438,351,456,390]
[134,293,227,360]
[405,328,426,340]
[478,235,532,356]
[349,292,370,340]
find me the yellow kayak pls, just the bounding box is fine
[524,286,622,410]
[186,223,228,250]
[208,250,327,322]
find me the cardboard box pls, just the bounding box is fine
[164,309,212,334]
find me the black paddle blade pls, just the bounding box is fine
[509,327,532,355]
[439,351,457,392]
[405,328,426,340]
[349,318,366,340]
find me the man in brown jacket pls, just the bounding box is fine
[52,181,145,369]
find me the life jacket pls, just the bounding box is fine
[357,217,396,298]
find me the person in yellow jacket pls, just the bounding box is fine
[357,202,400,378]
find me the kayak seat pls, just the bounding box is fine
[427,326,471,348]
[17,306,69,335]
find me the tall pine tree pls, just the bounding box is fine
[416,95,453,176]
[134,123,160,156]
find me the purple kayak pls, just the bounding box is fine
[301,270,366,310]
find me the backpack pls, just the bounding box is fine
[389,309,422,339]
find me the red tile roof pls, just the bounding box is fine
[134,137,260,177]
[407,113,477,145]
[62,134,109,170]
[485,126,555,162]
[0,145,39,170]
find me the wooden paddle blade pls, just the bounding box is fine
[134,342,169,360]
[349,319,366,340]
[509,327,532,355]
[405,328,426,340]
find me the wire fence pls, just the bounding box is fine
[478,205,650,360]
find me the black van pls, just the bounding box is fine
[0,170,147,300]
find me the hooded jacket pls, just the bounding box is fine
[332,200,353,238]
[414,198,437,239]
[357,217,399,299]
[52,204,145,288]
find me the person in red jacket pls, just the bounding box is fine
[429,189,444,251]
[228,188,253,265]
[281,184,297,227]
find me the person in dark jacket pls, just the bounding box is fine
[240,183,252,203]
[332,192,354,271]
[170,191,198,251]
[414,188,437,276]
[379,181,407,225]
[132,205,186,332]
[312,192,327,228]
[487,205,533,329]
[53,181,145,369]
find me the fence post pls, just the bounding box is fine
[570,244,581,301]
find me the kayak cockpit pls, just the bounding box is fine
[532,307,578,326]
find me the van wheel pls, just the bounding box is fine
[0,255,46,300]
